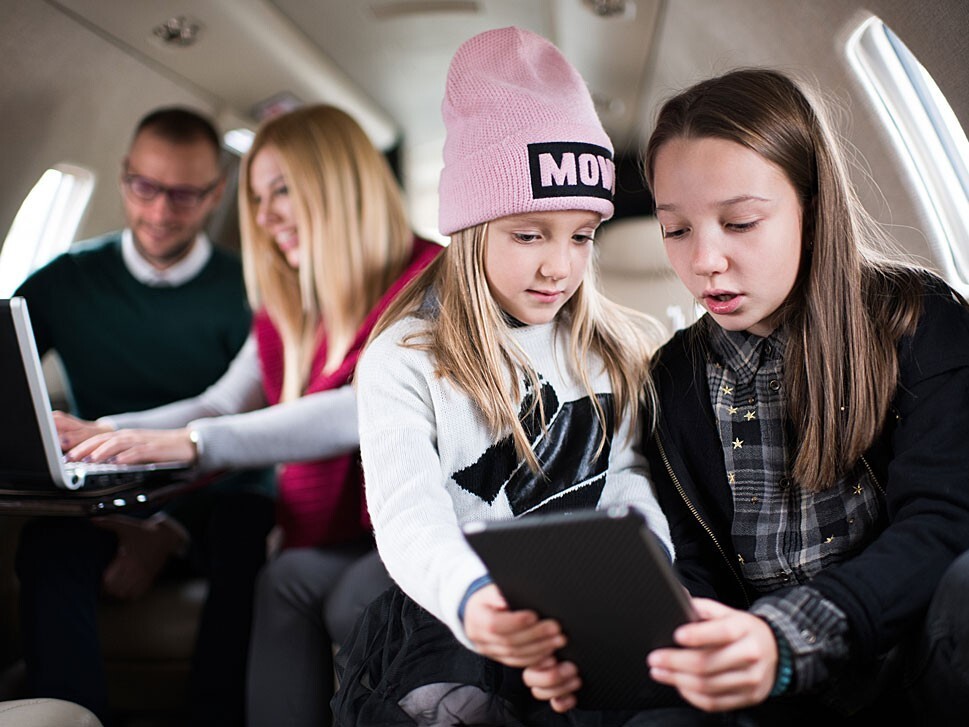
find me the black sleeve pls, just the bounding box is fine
[809,286,969,659]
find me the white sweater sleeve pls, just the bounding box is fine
[356,324,488,647]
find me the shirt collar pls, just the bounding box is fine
[121,229,212,287]
[706,317,786,384]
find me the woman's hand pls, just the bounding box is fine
[647,597,778,712]
[65,427,197,465]
[52,411,114,451]
[463,584,566,668]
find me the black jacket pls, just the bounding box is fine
[644,277,969,663]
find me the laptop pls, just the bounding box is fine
[0,297,197,514]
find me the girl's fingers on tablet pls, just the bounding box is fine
[523,660,578,688]
[550,694,578,713]
[523,662,582,710]
[485,609,546,634]
[476,632,565,665]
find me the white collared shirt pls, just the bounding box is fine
[121,229,213,287]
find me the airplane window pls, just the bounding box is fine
[224,128,255,156]
[848,16,969,294]
[0,164,95,296]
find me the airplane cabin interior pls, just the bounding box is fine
[1,0,968,725]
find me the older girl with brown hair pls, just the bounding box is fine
[525,68,969,726]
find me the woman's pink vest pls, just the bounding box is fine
[254,237,440,548]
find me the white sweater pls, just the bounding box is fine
[356,315,673,647]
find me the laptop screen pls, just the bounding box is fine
[0,298,197,507]
[0,298,67,487]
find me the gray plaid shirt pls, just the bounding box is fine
[706,325,886,692]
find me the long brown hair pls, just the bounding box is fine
[371,222,666,473]
[643,68,927,490]
[239,105,413,401]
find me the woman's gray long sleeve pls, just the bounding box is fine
[187,386,359,470]
[103,335,267,429]
[102,334,360,470]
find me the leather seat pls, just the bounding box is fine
[98,577,207,714]
[0,515,206,723]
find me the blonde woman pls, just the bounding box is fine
[59,104,441,726]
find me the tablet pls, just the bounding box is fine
[462,506,694,709]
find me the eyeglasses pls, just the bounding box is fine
[122,173,220,210]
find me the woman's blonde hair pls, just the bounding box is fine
[240,104,413,401]
[643,68,928,490]
[372,221,666,472]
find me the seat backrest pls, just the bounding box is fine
[596,216,698,339]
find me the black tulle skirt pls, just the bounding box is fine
[331,584,696,727]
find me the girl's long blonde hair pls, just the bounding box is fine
[240,105,413,401]
[644,68,929,490]
[371,221,667,472]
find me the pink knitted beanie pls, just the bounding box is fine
[438,26,615,236]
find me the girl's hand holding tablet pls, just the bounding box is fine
[463,583,565,668]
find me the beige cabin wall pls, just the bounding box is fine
[0,0,220,250]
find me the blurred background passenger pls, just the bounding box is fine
[58,103,442,727]
[14,107,274,727]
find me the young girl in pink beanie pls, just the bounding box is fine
[331,26,674,726]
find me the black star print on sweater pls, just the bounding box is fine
[452,376,614,516]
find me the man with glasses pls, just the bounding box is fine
[13,108,274,727]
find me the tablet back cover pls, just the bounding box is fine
[464,507,691,709]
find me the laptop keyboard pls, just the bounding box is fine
[63,459,131,473]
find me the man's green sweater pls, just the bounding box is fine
[15,233,251,420]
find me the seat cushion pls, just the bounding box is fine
[0,698,102,727]
[98,578,207,661]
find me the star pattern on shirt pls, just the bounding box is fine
[825,535,835,544]
[853,484,863,496]
[721,384,734,396]
[728,471,736,485]
[727,405,739,415]
[732,438,744,449]
[744,410,756,421]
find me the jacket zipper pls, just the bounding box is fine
[654,432,750,607]
[859,456,885,497]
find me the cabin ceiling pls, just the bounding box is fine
[47,0,662,154]
[27,0,969,250]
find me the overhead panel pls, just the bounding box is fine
[45,0,399,149]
